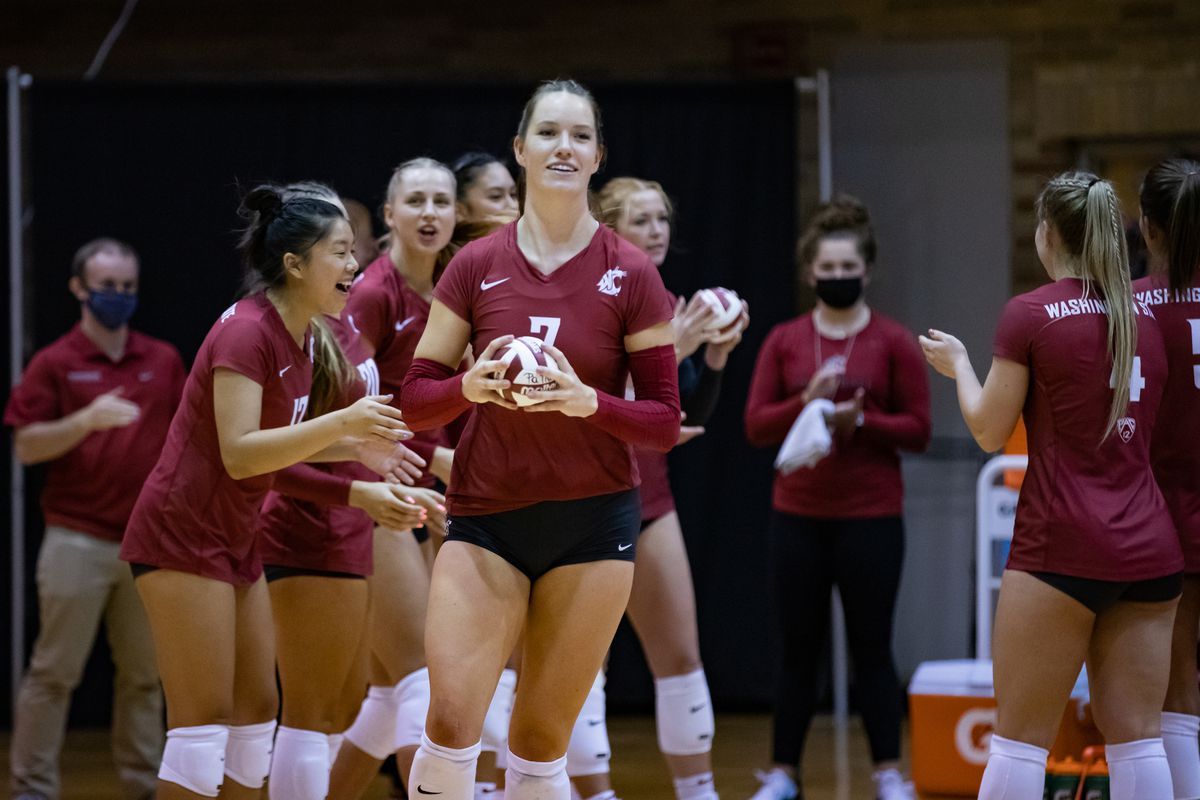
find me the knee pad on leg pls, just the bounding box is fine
[410,732,482,800]
[345,684,400,760]
[567,671,610,777]
[977,735,1047,800]
[655,669,714,756]
[159,724,229,798]
[482,668,518,754]
[225,720,276,789]
[327,732,344,769]
[507,752,570,800]
[1162,713,1200,800]
[268,726,329,800]
[1107,738,1173,800]
[396,667,433,751]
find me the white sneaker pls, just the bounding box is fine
[748,768,798,800]
[873,768,914,800]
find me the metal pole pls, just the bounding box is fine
[8,65,30,715]
[796,70,848,731]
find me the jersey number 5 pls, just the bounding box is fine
[530,316,561,347]
[1110,356,1146,402]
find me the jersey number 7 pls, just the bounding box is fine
[530,316,561,347]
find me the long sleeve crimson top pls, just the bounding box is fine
[744,311,931,519]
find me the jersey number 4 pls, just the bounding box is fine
[1191,319,1200,390]
[530,316,561,347]
[1110,356,1146,402]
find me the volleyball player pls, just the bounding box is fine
[119,186,409,800]
[401,78,680,800]
[558,176,748,800]
[453,152,519,222]
[922,172,1182,799]
[330,158,459,798]
[1131,158,1200,799]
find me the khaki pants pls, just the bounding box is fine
[10,527,163,800]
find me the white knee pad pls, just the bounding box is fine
[655,669,714,756]
[345,684,400,760]
[410,733,482,800]
[159,724,229,798]
[977,735,1047,800]
[396,667,433,751]
[1162,713,1200,800]
[482,668,518,754]
[567,671,610,777]
[1108,738,1173,800]
[327,733,344,769]
[507,751,570,800]
[225,720,276,789]
[269,726,329,800]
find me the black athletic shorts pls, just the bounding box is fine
[1030,570,1183,614]
[263,564,366,583]
[445,489,640,581]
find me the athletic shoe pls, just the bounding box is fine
[873,768,914,800]
[747,768,798,800]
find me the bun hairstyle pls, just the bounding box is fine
[796,194,876,270]
[594,176,673,231]
[236,183,345,296]
[514,79,604,213]
[1139,158,1200,295]
[1036,171,1135,440]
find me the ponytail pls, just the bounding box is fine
[307,317,355,420]
[1037,172,1135,441]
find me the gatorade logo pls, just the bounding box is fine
[953,707,996,766]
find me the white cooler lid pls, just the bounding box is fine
[909,659,1089,700]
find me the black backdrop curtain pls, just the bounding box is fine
[4,80,797,724]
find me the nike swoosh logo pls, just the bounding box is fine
[480,277,510,291]
[586,718,604,726]
[416,787,442,796]
[278,365,291,377]
[690,703,706,713]
[395,315,417,331]
[618,543,632,552]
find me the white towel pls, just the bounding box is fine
[775,399,834,474]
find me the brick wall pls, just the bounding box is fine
[8,0,1200,289]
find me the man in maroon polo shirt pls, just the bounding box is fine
[5,238,185,800]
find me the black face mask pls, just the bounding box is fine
[814,277,864,309]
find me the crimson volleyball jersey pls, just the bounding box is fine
[257,314,377,575]
[4,326,185,542]
[433,221,674,515]
[993,278,1180,580]
[632,293,679,523]
[1134,273,1200,571]
[121,294,314,585]
[744,312,931,518]
[345,253,444,486]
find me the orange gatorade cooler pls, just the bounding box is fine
[908,660,1098,797]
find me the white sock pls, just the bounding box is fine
[409,733,481,800]
[268,727,329,800]
[582,792,616,800]
[327,733,344,769]
[1162,713,1200,800]
[1108,738,1174,800]
[475,781,499,800]
[977,735,1047,800]
[506,751,570,800]
[673,772,717,800]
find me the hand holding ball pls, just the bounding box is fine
[695,287,746,340]
[492,336,559,406]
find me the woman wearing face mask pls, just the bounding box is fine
[922,171,1181,799]
[1131,159,1200,798]
[555,177,746,800]
[119,186,409,800]
[744,196,930,800]
[330,158,457,799]
[401,78,679,800]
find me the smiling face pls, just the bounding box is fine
[514,91,602,201]
[460,161,518,222]
[615,189,671,266]
[284,216,358,316]
[385,166,457,256]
